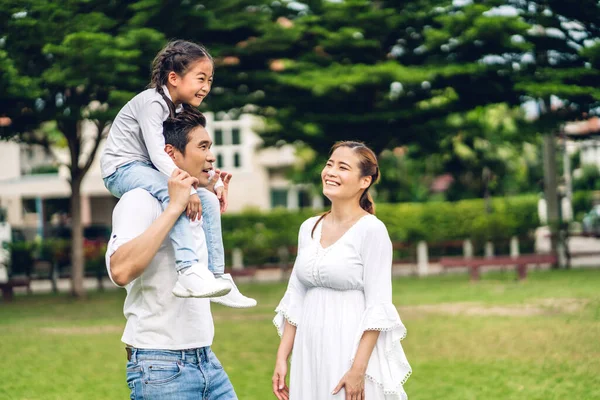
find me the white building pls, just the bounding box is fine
[564,117,600,170]
[0,112,321,234]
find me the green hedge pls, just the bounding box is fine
[572,191,595,221]
[5,238,106,278]
[378,195,539,243]
[222,195,540,265]
[222,209,315,266]
[8,196,541,270]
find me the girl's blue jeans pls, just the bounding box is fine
[103,161,225,274]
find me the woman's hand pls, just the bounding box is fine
[272,358,289,400]
[332,368,365,400]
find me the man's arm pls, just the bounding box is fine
[109,169,198,286]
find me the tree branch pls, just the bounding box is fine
[80,119,107,178]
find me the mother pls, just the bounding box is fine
[272,141,411,400]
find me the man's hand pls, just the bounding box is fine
[168,169,199,214]
[187,193,202,221]
[214,170,232,213]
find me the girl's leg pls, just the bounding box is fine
[105,161,197,271]
[196,188,225,275]
[196,188,257,308]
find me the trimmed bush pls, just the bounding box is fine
[6,238,108,279]
[572,190,595,220]
[222,195,540,266]
[6,241,36,276]
[8,196,540,271]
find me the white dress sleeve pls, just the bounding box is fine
[354,218,412,400]
[273,219,311,337]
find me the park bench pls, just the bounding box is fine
[228,267,257,278]
[439,253,557,281]
[0,276,31,302]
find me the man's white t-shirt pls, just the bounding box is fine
[105,188,214,350]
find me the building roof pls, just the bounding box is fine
[564,117,600,139]
[0,172,109,198]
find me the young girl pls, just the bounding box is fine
[101,40,256,308]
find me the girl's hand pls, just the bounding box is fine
[205,168,221,192]
[332,368,365,400]
[214,170,232,213]
[168,169,199,213]
[187,193,201,221]
[272,358,289,400]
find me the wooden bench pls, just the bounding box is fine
[439,254,557,281]
[0,277,31,302]
[226,267,257,278]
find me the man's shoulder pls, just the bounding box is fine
[119,188,160,206]
[114,189,162,219]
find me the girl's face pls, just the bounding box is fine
[321,147,372,202]
[168,58,214,107]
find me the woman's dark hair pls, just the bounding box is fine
[312,141,380,238]
[150,40,213,118]
[163,107,207,155]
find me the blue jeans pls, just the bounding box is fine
[126,347,237,400]
[104,161,225,273]
[196,186,225,275]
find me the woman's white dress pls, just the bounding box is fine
[274,215,411,400]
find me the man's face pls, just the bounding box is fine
[170,125,215,187]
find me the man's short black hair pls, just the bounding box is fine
[163,107,207,155]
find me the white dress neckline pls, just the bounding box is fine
[315,213,373,250]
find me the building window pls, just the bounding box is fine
[298,190,311,208]
[234,152,241,168]
[271,189,288,208]
[214,129,223,146]
[22,198,37,214]
[232,128,241,145]
[216,153,224,167]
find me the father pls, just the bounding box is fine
[105,108,238,399]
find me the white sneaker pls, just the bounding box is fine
[210,274,257,308]
[172,264,232,298]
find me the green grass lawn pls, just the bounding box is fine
[1,269,600,400]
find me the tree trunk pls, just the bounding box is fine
[542,133,560,268]
[482,166,492,214]
[63,118,106,298]
[97,273,104,291]
[51,261,58,294]
[70,177,86,297]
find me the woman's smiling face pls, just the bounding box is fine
[321,147,372,201]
